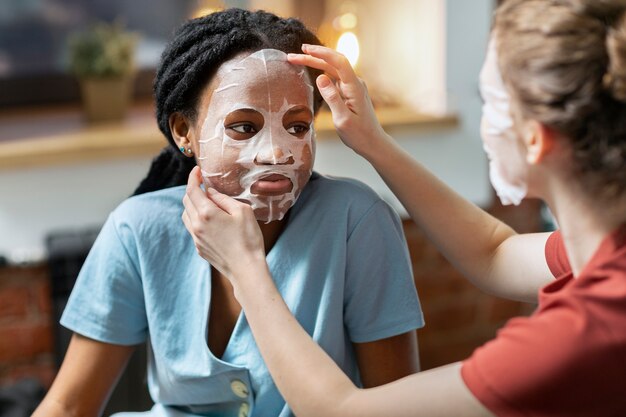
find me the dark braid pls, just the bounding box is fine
[133,8,323,195]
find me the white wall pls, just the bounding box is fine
[0,158,152,262]
[0,0,494,263]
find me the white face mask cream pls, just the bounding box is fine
[479,38,528,206]
[197,49,315,223]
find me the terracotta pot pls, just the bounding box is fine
[79,76,134,123]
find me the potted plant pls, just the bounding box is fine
[68,21,138,123]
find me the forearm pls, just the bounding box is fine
[232,261,359,417]
[33,396,103,417]
[232,280,491,417]
[33,397,83,417]
[359,134,517,296]
[32,334,135,417]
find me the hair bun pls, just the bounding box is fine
[605,14,626,102]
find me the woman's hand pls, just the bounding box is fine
[288,44,390,157]
[182,166,266,279]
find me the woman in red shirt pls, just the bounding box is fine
[182,0,626,415]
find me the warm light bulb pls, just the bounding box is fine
[336,31,359,68]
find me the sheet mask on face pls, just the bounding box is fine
[198,49,315,223]
[479,38,528,206]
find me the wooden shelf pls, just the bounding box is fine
[0,103,458,171]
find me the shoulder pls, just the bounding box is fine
[109,185,186,239]
[297,172,401,235]
[304,172,386,211]
[114,185,185,220]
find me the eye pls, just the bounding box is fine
[224,109,264,140]
[225,122,261,140]
[230,123,257,134]
[286,123,310,137]
[282,105,313,138]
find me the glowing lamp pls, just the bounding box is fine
[336,31,360,68]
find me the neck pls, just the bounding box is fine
[258,217,287,254]
[545,182,626,277]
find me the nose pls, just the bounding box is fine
[254,145,294,165]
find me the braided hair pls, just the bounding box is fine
[134,8,323,195]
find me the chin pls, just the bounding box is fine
[252,201,291,223]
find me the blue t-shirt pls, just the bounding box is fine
[61,173,424,417]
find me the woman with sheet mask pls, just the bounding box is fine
[33,9,424,417]
[184,0,626,415]
[196,48,316,223]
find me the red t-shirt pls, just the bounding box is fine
[462,227,626,416]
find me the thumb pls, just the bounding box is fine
[206,187,246,216]
[317,74,349,119]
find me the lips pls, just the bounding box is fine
[251,174,293,195]
[259,173,288,181]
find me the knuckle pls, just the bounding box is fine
[324,88,340,102]
[233,205,246,218]
[236,204,253,220]
[191,223,204,236]
[334,115,350,129]
[199,208,211,222]
[244,206,255,219]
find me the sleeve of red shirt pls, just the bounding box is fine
[460,231,600,416]
[544,230,571,278]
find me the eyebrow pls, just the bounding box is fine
[284,105,313,118]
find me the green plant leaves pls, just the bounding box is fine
[68,21,138,78]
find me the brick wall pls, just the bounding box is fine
[0,196,544,386]
[0,265,56,388]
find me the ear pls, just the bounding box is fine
[524,121,555,165]
[169,112,196,156]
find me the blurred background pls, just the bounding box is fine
[0,0,548,415]
[0,0,448,110]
